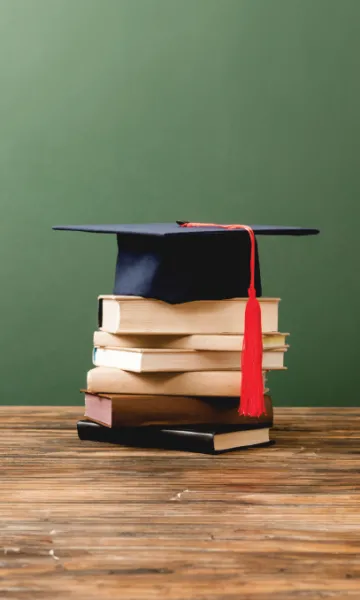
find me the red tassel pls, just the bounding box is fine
[240,287,264,416]
[179,221,265,417]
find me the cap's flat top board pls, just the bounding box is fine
[53,223,319,236]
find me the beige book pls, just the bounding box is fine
[98,295,279,334]
[87,367,267,397]
[93,330,289,351]
[93,347,287,372]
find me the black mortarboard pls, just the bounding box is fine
[53,221,319,304]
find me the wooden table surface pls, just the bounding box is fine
[1,407,360,599]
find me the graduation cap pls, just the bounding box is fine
[53,221,319,303]
[53,221,319,417]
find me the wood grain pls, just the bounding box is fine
[1,407,360,599]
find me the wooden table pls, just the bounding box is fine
[1,407,360,599]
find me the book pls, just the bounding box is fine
[87,367,267,397]
[93,330,289,351]
[93,347,286,372]
[98,295,279,334]
[84,392,273,427]
[77,420,272,454]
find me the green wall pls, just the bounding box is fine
[0,0,358,406]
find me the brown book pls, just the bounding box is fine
[86,367,267,397]
[84,392,273,428]
[98,295,279,334]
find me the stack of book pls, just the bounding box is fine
[78,295,288,454]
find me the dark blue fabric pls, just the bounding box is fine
[113,231,262,303]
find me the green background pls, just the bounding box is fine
[0,0,358,406]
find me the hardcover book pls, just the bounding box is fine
[98,295,279,335]
[93,330,289,352]
[87,367,267,397]
[77,420,272,454]
[93,347,286,372]
[84,392,273,427]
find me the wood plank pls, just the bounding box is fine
[1,407,360,599]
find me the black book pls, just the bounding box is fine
[77,420,272,455]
